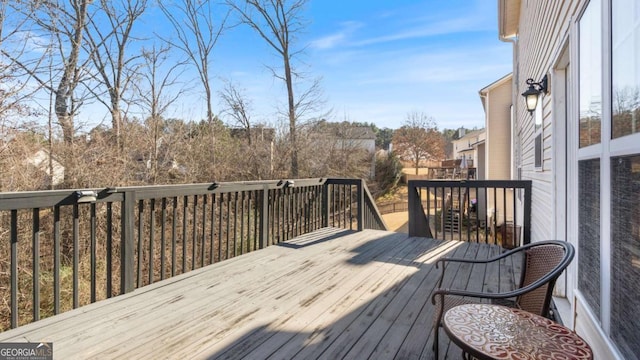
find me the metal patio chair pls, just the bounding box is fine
[431,240,575,358]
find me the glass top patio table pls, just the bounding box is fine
[443,303,593,360]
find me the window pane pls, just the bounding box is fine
[612,0,640,138]
[534,134,542,168]
[578,159,600,318]
[579,0,602,147]
[611,155,640,358]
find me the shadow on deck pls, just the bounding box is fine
[0,228,520,360]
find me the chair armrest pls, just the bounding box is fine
[435,249,514,288]
[431,269,563,305]
[436,246,521,268]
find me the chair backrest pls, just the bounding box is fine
[515,241,574,316]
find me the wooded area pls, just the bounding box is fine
[0,1,464,195]
[0,0,366,191]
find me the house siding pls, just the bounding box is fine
[516,0,581,244]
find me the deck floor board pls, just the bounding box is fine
[0,228,520,360]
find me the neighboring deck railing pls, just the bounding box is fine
[0,178,385,331]
[408,180,531,246]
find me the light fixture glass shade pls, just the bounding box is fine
[521,82,541,113]
[525,93,538,112]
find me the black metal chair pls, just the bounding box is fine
[431,240,575,358]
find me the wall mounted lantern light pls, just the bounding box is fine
[521,75,548,114]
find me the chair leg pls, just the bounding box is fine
[433,324,439,358]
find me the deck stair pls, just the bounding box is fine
[443,208,461,232]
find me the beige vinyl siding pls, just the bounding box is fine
[486,79,513,180]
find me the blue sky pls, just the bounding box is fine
[202,0,513,130]
[8,0,513,132]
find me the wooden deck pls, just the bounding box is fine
[0,228,521,359]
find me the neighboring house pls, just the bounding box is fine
[479,74,512,181]
[329,125,376,154]
[478,74,515,231]
[451,128,485,178]
[25,149,65,187]
[311,122,377,178]
[499,0,640,358]
[0,133,64,190]
[229,127,276,144]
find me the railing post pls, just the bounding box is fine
[322,181,329,227]
[523,181,532,245]
[121,190,135,294]
[259,185,269,249]
[357,180,364,231]
[408,181,432,238]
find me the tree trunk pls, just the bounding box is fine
[284,56,298,177]
[55,0,89,145]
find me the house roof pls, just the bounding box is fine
[341,127,376,140]
[313,122,376,140]
[498,0,521,39]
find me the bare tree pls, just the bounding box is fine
[159,1,228,126]
[85,0,148,147]
[3,1,92,144]
[134,44,187,183]
[51,0,90,145]
[227,0,314,177]
[158,0,229,179]
[0,1,36,127]
[392,112,445,175]
[219,80,253,144]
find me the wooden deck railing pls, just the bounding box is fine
[408,180,532,247]
[0,178,385,331]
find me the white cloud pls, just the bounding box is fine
[353,16,491,47]
[309,21,363,50]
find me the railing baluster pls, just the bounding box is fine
[233,192,238,256]
[226,193,231,258]
[149,199,155,285]
[260,188,268,249]
[192,195,197,270]
[90,203,96,303]
[283,187,287,240]
[493,186,498,245]
[218,193,223,261]
[210,194,216,264]
[513,188,518,247]
[182,196,188,273]
[172,197,177,277]
[250,191,255,251]
[201,194,207,267]
[343,184,347,229]
[161,198,167,280]
[349,186,356,230]
[10,210,18,328]
[137,200,144,287]
[287,187,292,240]
[73,203,79,308]
[276,189,281,242]
[106,203,112,298]
[32,208,40,321]
[240,191,246,255]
